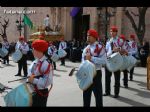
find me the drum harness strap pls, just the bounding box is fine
[33,59,53,97]
[86,44,103,58]
[105,38,123,58]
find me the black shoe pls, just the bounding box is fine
[113,95,119,98]
[124,85,128,88]
[103,93,110,96]
[2,62,6,64]
[15,74,21,76]
[129,78,133,81]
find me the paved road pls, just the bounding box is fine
[0,57,149,107]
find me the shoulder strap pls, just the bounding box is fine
[34,60,53,97]
[95,44,103,56]
[111,42,114,51]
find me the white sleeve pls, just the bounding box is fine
[59,43,61,50]
[91,47,106,65]
[33,62,53,88]
[48,47,52,55]
[81,48,87,63]
[106,42,112,56]
[64,42,67,49]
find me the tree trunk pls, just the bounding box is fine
[124,7,149,46]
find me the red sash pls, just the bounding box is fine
[34,61,53,97]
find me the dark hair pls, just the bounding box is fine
[46,14,49,17]
[0,43,2,48]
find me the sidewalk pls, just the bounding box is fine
[0,58,149,106]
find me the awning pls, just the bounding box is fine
[70,7,81,17]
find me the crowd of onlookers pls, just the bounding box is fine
[0,38,150,67]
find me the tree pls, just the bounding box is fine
[0,16,9,41]
[124,7,149,45]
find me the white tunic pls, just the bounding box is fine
[59,41,67,50]
[106,36,129,56]
[15,41,29,55]
[48,45,57,56]
[82,41,106,70]
[27,56,53,90]
[2,41,9,49]
[128,40,138,56]
[44,17,50,27]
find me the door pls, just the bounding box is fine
[82,15,90,41]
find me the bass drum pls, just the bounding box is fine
[75,60,96,91]
[51,53,59,62]
[58,49,67,58]
[106,52,123,72]
[127,55,137,71]
[4,83,33,107]
[0,47,9,58]
[12,50,23,63]
[120,55,130,71]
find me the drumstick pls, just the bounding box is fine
[8,75,42,83]
[8,77,30,83]
[69,67,78,76]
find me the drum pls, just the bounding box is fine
[75,60,96,91]
[120,55,130,71]
[106,52,123,72]
[11,50,23,63]
[58,49,67,58]
[4,83,33,107]
[51,53,59,62]
[127,55,137,71]
[0,47,8,58]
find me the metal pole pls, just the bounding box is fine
[105,7,108,44]
[19,15,22,37]
[24,7,27,42]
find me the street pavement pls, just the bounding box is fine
[0,57,149,107]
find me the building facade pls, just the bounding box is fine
[0,7,150,45]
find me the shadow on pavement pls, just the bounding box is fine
[65,65,76,68]
[0,66,4,68]
[121,86,150,99]
[112,96,149,106]
[53,74,61,77]
[55,69,67,72]
[5,64,16,67]
[134,73,146,77]
[131,80,147,88]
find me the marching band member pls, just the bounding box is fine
[48,41,57,70]
[15,36,29,77]
[128,34,138,81]
[82,29,106,107]
[118,34,130,88]
[2,37,10,64]
[59,37,67,66]
[104,26,121,98]
[27,39,53,107]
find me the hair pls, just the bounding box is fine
[46,14,49,17]
[0,43,2,48]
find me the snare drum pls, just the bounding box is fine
[0,47,8,58]
[51,53,59,62]
[120,55,130,71]
[106,52,123,72]
[58,49,67,58]
[11,50,23,63]
[127,55,137,71]
[75,60,96,91]
[4,83,33,107]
